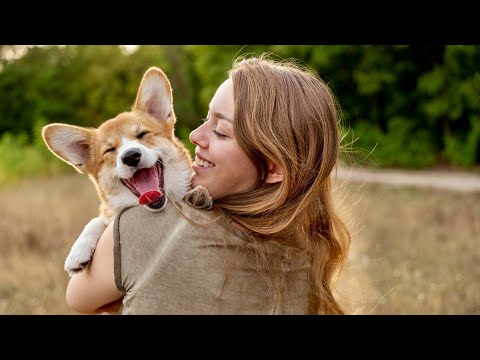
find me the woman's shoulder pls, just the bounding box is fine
[117,198,218,227]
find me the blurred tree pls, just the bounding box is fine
[0,44,479,172]
[428,45,480,166]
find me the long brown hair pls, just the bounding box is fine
[213,54,351,314]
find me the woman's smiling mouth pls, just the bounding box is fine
[194,155,215,168]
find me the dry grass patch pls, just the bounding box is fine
[336,181,480,314]
[1,173,479,314]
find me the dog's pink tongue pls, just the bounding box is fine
[139,191,162,205]
[131,167,162,205]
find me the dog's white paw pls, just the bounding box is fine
[64,242,94,277]
[64,216,109,277]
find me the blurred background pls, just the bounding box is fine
[0,45,478,314]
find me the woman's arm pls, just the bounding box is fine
[66,220,123,314]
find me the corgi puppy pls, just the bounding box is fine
[42,66,210,276]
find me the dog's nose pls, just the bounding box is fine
[122,149,142,167]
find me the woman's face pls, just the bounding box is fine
[189,78,258,200]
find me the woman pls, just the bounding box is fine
[66,54,351,315]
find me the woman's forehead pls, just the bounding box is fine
[209,79,234,115]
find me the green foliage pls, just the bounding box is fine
[176,124,196,160]
[352,119,437,168]
[353,47,397,95]
[418,66,446,96]
[416,45,480,166]
[346,122,384,167]
[444,116,480,166]
[1,44,480,185]
[0,118,71,186]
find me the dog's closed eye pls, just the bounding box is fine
[137,131,149,139]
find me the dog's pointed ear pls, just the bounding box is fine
[133,67,175,124]
[42,123,93,174]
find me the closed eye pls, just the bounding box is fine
[137,131,149,139]
[212,130,227,139]
[104,147,115,155]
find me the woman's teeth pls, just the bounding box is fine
[195,156,214,168]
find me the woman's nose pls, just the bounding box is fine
[189,122,207,148]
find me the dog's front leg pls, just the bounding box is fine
[64,216,109,277]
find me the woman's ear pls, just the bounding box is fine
[264,160,284,184]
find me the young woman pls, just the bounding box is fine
[65,54,351,315]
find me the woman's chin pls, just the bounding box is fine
[192,177,210,194]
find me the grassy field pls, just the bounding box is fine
[0,172,478,315]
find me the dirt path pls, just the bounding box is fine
[335,166,480,193]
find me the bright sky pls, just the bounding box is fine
[120,45,140,54]
[1,45,140,62]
